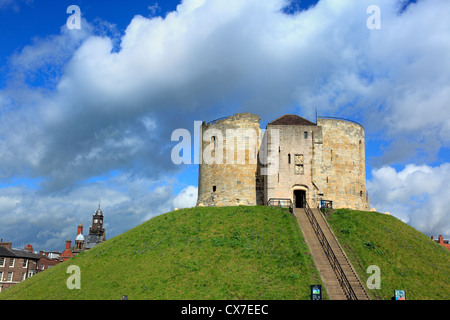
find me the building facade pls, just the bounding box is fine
[0,242,47,292]
[197,113,370,211]
[59,205,106,262]
[431,235,450,250]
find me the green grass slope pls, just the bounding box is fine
[326,209,450,300]
[0,206,324,300]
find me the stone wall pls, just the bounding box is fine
[197,113,263,206]
[196,113,370,211]
[313,118,370,210]
[264,123,322,207]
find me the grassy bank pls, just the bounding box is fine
[3,206,448,300]
[326,209,450,300]
[0,206,323,300]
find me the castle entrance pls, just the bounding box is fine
[294,190,306,208]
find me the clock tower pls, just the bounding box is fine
[86,204,106,249]
[90,205,104,234]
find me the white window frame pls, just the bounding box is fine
[23,259,28,268]
[0,257,5,267]
[7,272,13,282]
[9,258,15,267]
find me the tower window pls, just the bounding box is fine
[212,186,217,192]
[288,154,291,164]
[304,131,308,139]
[294,154,304,175]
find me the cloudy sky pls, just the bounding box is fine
[0,0,449,252]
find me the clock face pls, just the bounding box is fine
[94,219,98,223]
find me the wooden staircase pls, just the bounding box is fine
[294,206,370,300]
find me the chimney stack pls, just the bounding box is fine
[25,244,33,253]
[0,240,12,249]
[65,240,72,250]
[77,224,83,236]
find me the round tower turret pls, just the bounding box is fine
[313,117,370,210]
[196,113,263,207]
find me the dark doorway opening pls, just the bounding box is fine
[294,190,306,208]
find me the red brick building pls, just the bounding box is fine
[59,240,74,262]
[0,241,40,292]
[37,252,60,271]
[0,241,60,292]
[431,235,450,250]
[59,205,107,262]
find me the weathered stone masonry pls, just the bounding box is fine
[197,113,263,207]
[196,113,370,211]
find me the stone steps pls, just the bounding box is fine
[294,208,370,300]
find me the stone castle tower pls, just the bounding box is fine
[197,113,263,207]
[196,113,370,211]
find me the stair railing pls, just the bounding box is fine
[304,200,358,300]
[267,198,293,212]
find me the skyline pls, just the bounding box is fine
[0,0,449,252]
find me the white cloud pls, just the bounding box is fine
[0,173,189,251]
[0,0,449,249]
[173,185,198,209]
[367,163,450,239]
[1,0,449,188]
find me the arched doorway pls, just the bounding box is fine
[294,190,306,208]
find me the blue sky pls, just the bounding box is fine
[0,0,449,252]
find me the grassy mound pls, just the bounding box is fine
[326,209,450,300]
[0,206,323,300]
[3,206,448,300]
